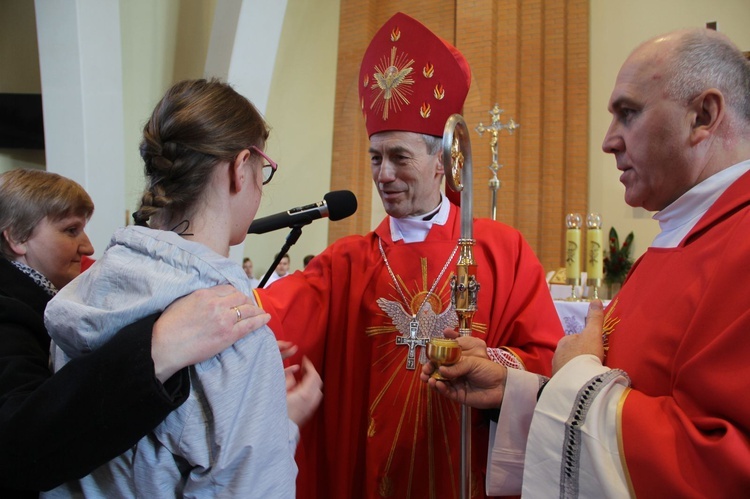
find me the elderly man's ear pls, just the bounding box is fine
[689,89,724,146]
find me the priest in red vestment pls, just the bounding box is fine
[255,12,563,499]
[423,28,750,497]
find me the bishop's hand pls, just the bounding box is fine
[421,352,507,409]
[552,299,605,375]
[440,328,489,359]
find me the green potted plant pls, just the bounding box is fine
[603,227,634,297]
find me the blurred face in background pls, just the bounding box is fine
[14,214,94,289]
[243,259,254,278]
[276,256,290,276]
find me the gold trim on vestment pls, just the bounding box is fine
[617,387,637,498]
[602,298,621,353]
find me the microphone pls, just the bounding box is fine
[247,190,358,235]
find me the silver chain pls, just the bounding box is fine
[378,237,458,320]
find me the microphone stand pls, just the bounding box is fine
[257,220,311,288]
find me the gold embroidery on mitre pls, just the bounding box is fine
[433,83,445,100]
[420,102,431,118]
[423,62,434,78]
[370,46,415,121]
[363,74,369,87]
[602,298,620,352]
[390,26,401,42]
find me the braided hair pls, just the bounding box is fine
[133,79,269,229]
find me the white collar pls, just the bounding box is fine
[651,159,750,248]
[390,195,451,243]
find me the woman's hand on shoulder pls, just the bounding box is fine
[151,285,269,382]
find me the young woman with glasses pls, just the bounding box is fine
[43,79,320,498]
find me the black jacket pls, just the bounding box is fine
[0,258,189,496]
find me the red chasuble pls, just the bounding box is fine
[256,204,562,499]
[604,170,750,496]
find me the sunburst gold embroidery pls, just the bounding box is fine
[602,297,621,352]
[361,257,490,498]
[365,280,489,340]
[372,341,410,372]
[472,322,488,335]
[370,47,414,121]
[423,62,434,78]
[433,84,444,100]
[378,369,420,496]
[363,74,369,87]
[379,476,393,497]
[410,374,426,498]
[390,26,401,42]
[370,354,407,412]
[420,102,431,118]
[435,385,459,498]
[410,292,441,316]
[368,324,399,337]
[426,389,435,498]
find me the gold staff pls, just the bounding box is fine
[442,114,479,499]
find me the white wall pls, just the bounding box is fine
[247,0,340,277]
[35,0,127,258]
[589,0,750,259]
[120,1,217,230]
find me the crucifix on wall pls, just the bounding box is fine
[474,103,519,220]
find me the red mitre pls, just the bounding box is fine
[358,12,471,138]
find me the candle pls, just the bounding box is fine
[586,213,603,280]
[565,213,582,281]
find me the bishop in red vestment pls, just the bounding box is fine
[255,12,563,499]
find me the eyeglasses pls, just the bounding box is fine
[250,146,278,185]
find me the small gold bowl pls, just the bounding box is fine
[426,338,461,380]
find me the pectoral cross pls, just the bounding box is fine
[395,318,428,370]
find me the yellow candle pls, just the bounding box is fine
[586,213,603,280]
[565,213,582,281]
[587,228,603,279]
[565,227,581,280]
